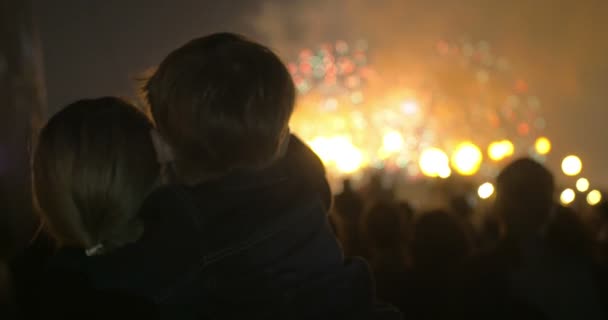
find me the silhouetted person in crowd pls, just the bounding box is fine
[361,201,408,310]
[363,172,394,204]
[450,195,478,246]
[24,97,161,319]
[457,158,605,320]
[398,209,471,319]
[411,210,471,272]
[0,261,14,319]
[398,201,415,226]
[136,33,398,318]
[333,179,365,256]
[594,201,608,264]
[545,205,592,258]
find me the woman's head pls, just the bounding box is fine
[33,97,159,254]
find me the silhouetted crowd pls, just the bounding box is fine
[331,159,608,320]
[0,32,607,319]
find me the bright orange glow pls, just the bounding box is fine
[451,142,483,176]
[478,182,495,199]
[535,137,552,155]
[488,140,514,161]
[382,131,404,153]
[308,136,365,174]
[576,178,590,193]
[561,155,582,176]
[560,188,576,205]
[419,148,450,178]
[587,190,602,206]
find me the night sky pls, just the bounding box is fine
[33,0,608,187]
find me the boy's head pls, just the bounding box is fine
[144,33,295,180]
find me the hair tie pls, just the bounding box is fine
[85,243,104,256]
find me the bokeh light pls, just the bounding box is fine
[438,166,452,179]
[561,155,582,176]
[576,178,590,193]
[451,142,483,176]
[534,137,552,155]
[560,188,576,205]
[487,140,514,161]
[309,136,364,174]
[400,100,419,115]
[587,190,603,206]
[419,148,450,178]
[382,130,405,153]
[478,182,495,199]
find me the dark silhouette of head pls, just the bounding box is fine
[495,158,554,238]
[545,205,590,256]
[342,178,354,193]
[363,202,403,251]
[398,201,415,224]
[144,33,295,182]
[411,210,471,270]
[450,195,473,218]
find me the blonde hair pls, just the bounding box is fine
[32,97,159,253]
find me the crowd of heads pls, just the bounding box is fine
[331,156,608,319]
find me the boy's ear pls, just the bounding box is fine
[150,129,175,164]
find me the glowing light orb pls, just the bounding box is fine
[382,131,405,153]
[576,178,590,193]
[488,140,515,161]
[534,137,552,155]
[400,101,419,115]
[309,136,364,174]
[419,148,450,178]
[438,166,452,179]
[560,188,576,205]
[587,190,602,206]
[451,142,483,176]
[478,182,495,199]
[561,155,582,176]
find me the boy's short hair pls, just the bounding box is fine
[144,33,295,177]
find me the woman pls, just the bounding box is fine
[28,97,160,318]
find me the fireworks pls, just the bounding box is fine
[289,38,548,180]
[288,40,372,99]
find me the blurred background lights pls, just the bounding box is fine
[534,136,551,155]
[400,100,419,115]
[587,190,603,206]
[451,142,483,176]
[438,166,452,179]
[560,188,576,205]
[561,155,582,176]
[576,178,590,193]
[382,130,405,153]
[419,148,450,178]
[487,140,514,161]
[289,39,548,180]
[309,136,364,174]
[478,182,495,199]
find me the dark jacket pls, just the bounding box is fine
[39,136,400,319]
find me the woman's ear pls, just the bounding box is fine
[150,129,174,164]
[276,127,291,158]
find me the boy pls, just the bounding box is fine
[140,33,399,318]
